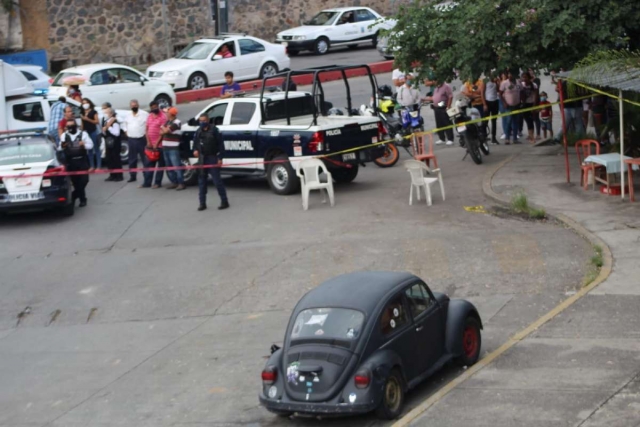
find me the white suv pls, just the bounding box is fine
[49,63,176,110]
[146,34,290,90]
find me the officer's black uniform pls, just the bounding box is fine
[62,131,90,206]
[193,123,228,210]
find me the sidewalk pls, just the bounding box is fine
[408,144,640,426]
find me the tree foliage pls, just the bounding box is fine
[388,0,640,82]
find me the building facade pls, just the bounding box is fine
[13,0,405,72]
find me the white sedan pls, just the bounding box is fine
[13,65,51,90]
[275,7,394,55]
[48,63,176,110]
[146,34,290,90]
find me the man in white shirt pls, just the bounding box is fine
[392,68,406,92]
[122,99,149,183]
[61,119,94,207]
[396,79,422,107]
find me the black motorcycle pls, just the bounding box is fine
[446,98,490,165]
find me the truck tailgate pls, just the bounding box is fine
[324,121,382,163]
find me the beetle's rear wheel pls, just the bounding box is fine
[375,368,404,420]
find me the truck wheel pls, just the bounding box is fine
[60,201,75,217]
[375,368,404,420]
[267,154,299,195]
[332,164,359,184]
[182,158,198,186]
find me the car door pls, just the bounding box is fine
[355,9,377,43]
[106,68,148,109]
[404,282,445,376]
[379,292,422,381]
[238,38,267,79]
[208,41,241,84]
[222,101,258,170]
[334,11,359,43]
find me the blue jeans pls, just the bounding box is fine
[143,149,164,187]
[163,148,184,185]
[498,99,508,136]
[198,155,227,205]
[87,130,101,169]
[503,106,520,142]
[127,137,147,180]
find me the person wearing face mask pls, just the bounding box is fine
[67,85,83,102]
[61,119,93,207]
[538,91,553,140]
[144,100,167,188]
[80,98,100,171]
[122,99,149,184]
[102,107,123,182]
[192,114,229,211]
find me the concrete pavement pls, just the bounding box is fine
[406,144,640,426]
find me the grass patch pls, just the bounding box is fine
[509,191,547,220]
[583,245,604,286]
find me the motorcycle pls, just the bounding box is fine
[446,97,490,165]
[361,85,426,168]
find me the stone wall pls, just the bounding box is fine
[45,0,215,67]
[227,0,409,41]
[20,0,50,52]
[0,0,23,51]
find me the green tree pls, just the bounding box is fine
[388,0,640,82]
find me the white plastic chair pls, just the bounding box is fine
[403,160,445,206]
[296,158,335,210]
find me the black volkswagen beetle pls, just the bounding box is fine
[259,271,483,419]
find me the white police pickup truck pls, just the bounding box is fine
[180,66,386,195]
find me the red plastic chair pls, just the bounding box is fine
[412,133,438,169]
[575,139,605,191]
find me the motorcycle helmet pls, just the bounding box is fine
[377,84,393,98]
[379,99,395,113]
[327,108,344,116]
[455,97,469,109]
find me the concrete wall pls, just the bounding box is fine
[19,0,50,52]
[44,0,215,67]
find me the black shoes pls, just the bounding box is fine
[105,177,114,182]
[491,138,500,145]
[79,200,87,207]
[198,201,229,211]
[127,177,136,183]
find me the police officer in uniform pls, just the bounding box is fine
[61,119,93,207]
[192,114,229,211]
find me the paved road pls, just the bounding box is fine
[289,44,387,69]
[0,76,592,426]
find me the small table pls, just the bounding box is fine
[584,153,636,195]
[625,158,640,202]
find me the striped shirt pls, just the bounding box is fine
[162,118,182,148]
[48,101,66,144]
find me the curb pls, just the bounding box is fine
[176,60,394,104]
[393,152,614,427]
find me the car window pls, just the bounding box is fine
[12,102,45,122]
[291,308,364,341]
[0,139,55,166]
[176,41,217,60]
[229,102,256,125]
[238,39,265,55]
[405,283,433,319]
[204,103,228,124]
[306,11,339,26]
[381,295,408,336]
[112,68,141,83]
[21,71,38,81]
[337,11,355,25]
[213,42,236,59]
[355,9,376,22]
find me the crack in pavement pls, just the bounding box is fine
[105,200,154,253]
[575,371,640,427]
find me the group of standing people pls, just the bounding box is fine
[47,95,229,211]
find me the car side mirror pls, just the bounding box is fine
[139,76,145,86]
[188,118,198,126]
[213,54,223,61]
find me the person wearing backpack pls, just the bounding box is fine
[61,119,93,207]
[192,114,229,211]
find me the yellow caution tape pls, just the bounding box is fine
[464,205,487,213]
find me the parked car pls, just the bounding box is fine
[146,34,290,90]
[275,7,394,55]
[259,271,483,419]
[13,65,51,90]
[0,132,74,216]
[48,63,176,110]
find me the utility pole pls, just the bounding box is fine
[161,0,171,58]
